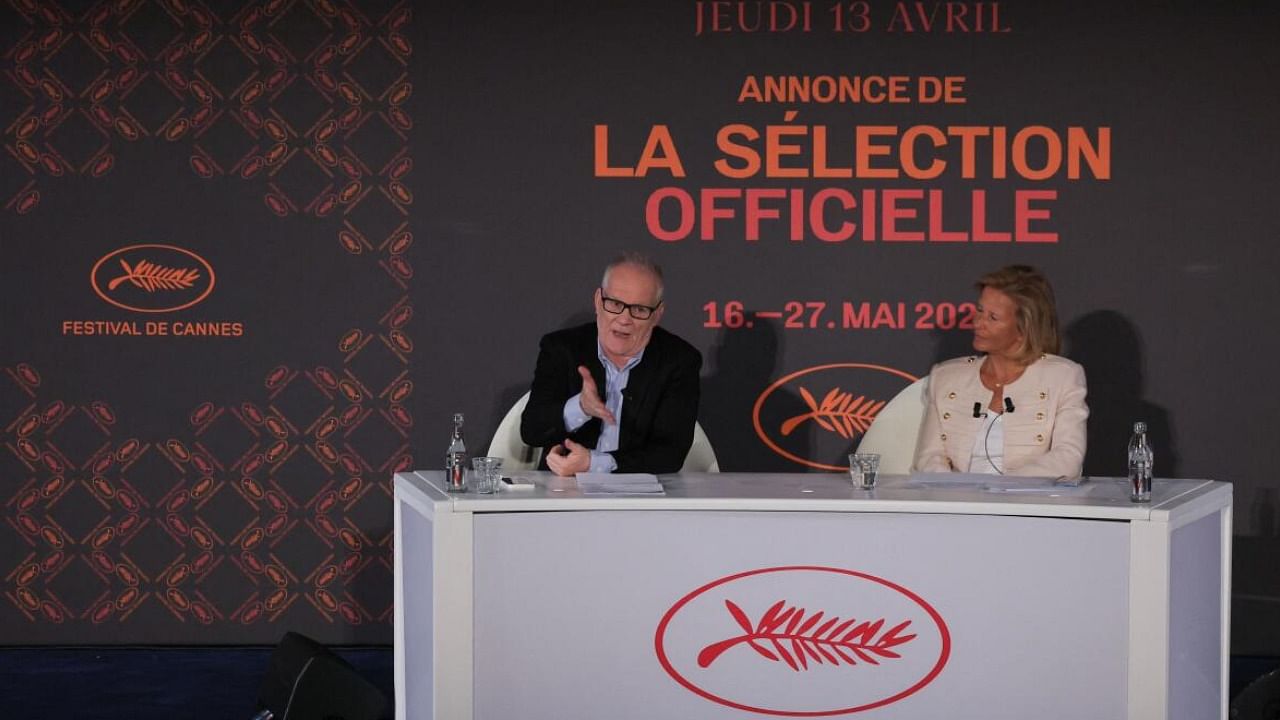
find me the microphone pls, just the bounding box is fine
[1004,397,1015,413]
[973,402,983,418]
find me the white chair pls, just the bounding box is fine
[680,421,720,473]
[486,392,542,471]
[486,391,719,473]
[854,378,927,474]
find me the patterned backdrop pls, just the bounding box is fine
[2,0,416,644]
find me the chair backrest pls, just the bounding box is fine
[487,391,720,474]
[486,392,542,471]
[681,421,720,473]
[854,378,927,474]
[1230,666,1280,720]
[258,632,389,720]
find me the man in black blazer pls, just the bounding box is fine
[520,253,701,475]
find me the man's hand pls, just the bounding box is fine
[577,365,616,425]
[546,438,592,477]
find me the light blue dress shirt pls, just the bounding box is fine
[562,342,645,473]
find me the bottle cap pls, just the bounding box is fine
[1133,421,1147,433]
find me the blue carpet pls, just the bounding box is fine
[2,647,1276,717]
[0,647,392,720]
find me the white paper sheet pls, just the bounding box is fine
[575,472,666,496]
[905,472,1088,494]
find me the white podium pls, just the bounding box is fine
[393,472,1231,720]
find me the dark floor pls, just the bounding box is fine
[0,646,393,720]
[0,648,1277,718]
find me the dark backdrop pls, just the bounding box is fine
[3,0,1279,650]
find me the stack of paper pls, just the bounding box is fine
[575,473,665,496]
[980,476,1090,495]
[905,472,1089,495]
[904,472,992,489]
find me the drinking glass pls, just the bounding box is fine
[471,456,503,494]
[848,453,880,489]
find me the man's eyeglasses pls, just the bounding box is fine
[599,290,662,320]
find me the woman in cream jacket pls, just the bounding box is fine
[913,266,1088,478]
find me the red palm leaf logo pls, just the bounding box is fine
[655,566,951,715]
[90,244,216,313]
[108,258,201,292]
[697,599,916,672]
[753,365,918,471]
[781,386,886,440]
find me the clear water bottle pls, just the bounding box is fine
[445,413,467,492]
[1127,421,1153,503]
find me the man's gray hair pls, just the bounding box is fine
[601,251,664,302]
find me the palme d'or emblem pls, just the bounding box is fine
[107,258,200,293]
[782,387,887,439]
[754,363,918,471]
[91,244,217,313]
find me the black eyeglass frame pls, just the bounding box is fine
[598,289,663,320]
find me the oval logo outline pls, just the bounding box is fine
[90,244,216,313]
[753,363,918,471]
[654,565,951,717]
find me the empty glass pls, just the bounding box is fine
[848,453,880,489]
[471,456,503,494]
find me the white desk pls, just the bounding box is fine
[393,472,1231,720]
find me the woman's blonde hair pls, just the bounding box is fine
[976,265,1060,362]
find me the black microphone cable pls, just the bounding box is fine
[975,398,1012,475]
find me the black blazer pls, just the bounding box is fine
[519,323,702,474]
